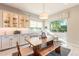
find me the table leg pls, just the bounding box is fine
[33,45,41,56]
[55,46,61,54]
[47,40,54,47]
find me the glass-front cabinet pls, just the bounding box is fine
[0,10,30,51]
[19,15,25,28]
[18,15,29,28]
[2,11,30,28]
[11,13,18,27]
[0,10,3,27]
[3,11,12,27]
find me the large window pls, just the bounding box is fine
[50,19,67,32]
[30,20,43,28]
[30,20,43,32]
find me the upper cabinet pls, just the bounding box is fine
[11,13,18,27]
[24,16,30,28]
[19,15,30,28]
[2,11,30,28]
[0,10,3,27]
[18,15,25,28]
[3,11,12,27]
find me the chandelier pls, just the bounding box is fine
[39,4,48,20]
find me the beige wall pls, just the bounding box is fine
[67,5,79,45]
[47,5,79,46]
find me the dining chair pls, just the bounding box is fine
[16,41,34,56]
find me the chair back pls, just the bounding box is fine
[16,41,22,56]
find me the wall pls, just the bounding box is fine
[0,4,40,35]
[47,5,79,46]
[0,4,38,18]
[67,5,79,46]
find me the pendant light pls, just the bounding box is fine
[39,4,48,20]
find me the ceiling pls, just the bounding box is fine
[4,3,79,16]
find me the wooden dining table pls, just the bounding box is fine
[25,37,61,56]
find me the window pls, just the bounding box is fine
[50,19,67,32]
[30,20,43,28]
[30,20,36,27]
[30,20,43,32]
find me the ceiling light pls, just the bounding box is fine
[39,12,48,19]
[39,4,48,20]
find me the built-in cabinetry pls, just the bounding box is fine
[19,34,27,45]
[0,36,2,50]
[1,10,30,28]
[0,34,29,51]
[11,35,20,47]
[11,13,18,27]
[0,10,3,27]
[19,15,29,28]
[2,36,10,49]
[0,10,30,51]
[3,11,12,27]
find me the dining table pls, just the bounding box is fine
[25,36,61,56]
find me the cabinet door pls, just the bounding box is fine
[7,35,14,48]
[11,35,19,47]
[19,34,28,45]
[2,36,10,49]
[24,16,30,28]
[3,11,12,27]
[0,36,2,50]
[18,15,24,28]
[11,13,18,27]
[0,10,2,27]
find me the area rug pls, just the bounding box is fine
[47,47,71,56]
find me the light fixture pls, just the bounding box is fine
[39,4,48,20]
